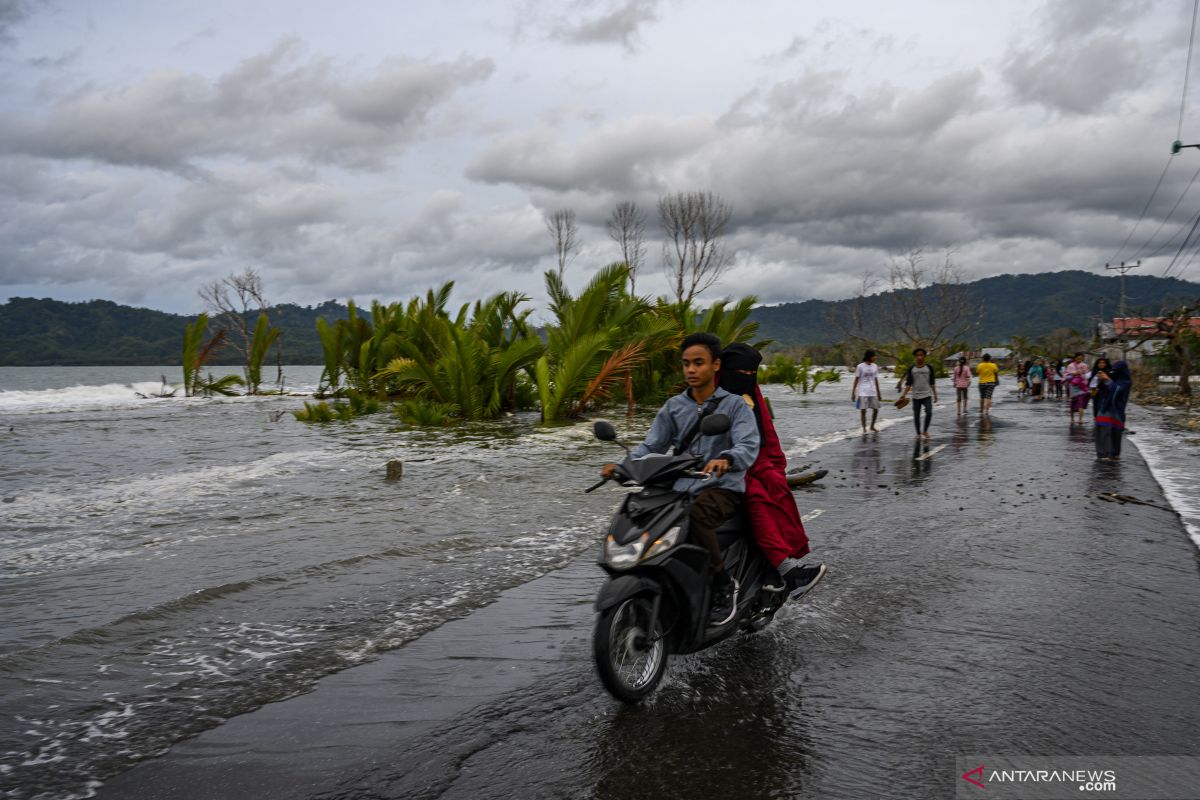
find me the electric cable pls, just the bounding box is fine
[1110,157,1173,265]
[1181,0,1199,141]
[1144,205,1200,261]
[1132,162,1200,260]
[1160,202,1200,278]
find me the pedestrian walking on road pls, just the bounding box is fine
[975,354,999,416]
[1093,360,1132,460]
[1064,352,1089,424]
[1089,358,1112,417]
[953,356,971,416]
[851,350,882,433]
[1051,360,1064,400]
[899,348,938,438]
[1029,359,1046,400]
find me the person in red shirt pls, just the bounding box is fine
[719,343,827,601]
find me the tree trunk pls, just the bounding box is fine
[1175,341,1192,397]
[624,371,634,416]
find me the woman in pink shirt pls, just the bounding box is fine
[952,356,972,415]
[1063,351,1090,425]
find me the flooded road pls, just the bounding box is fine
[92,395,1200,799]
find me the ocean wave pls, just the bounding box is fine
[785,416,902,459]
[0,382,182,414]
[1127,409,1200,551]
[0,382,317,415]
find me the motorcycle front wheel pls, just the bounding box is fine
[593,595,666,703]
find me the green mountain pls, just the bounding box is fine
[1,271,1197,365]
[749,270,1200,346]
[0,297,347,366]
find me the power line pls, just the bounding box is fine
[1161,203,1200,277]
[1182,0,1199,140]
[1145,204,1200,261]
[1109,156,1173,265]
[1132,162,1200,260]
[1121,0,1198,267]
[1173,235,1200,280]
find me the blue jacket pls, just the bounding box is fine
[630,386,761,494]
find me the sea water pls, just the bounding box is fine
[1,366,1196,799]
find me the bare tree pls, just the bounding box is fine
[199,267,269,385]
[544,209,579,279]
[657,190,733,304]
[1037,328,1088,361]
[1132,302,1200,397]
[833,249,979,358]
[606,201,646,293]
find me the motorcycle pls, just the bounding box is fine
[586,414,786,703]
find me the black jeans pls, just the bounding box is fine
[912,396,933,433]
[688,487,741,574]
[1095,426,1123,458]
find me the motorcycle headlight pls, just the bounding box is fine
[643,526,681,561]
[605,531,648,569]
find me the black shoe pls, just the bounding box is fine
[709,573,738,624]
[783,563,827,601]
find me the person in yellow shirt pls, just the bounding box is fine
[975,354,999,417]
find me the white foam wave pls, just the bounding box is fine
[786,417,901,458]
[5,448,342,516]
[0,382,316,415]
[0,449,352,573]
[1127,410,1200,551]
[0,382,182,414]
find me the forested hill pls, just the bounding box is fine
[2,271,1198,365]
[0,298,348,366]
[749,270,1200,346]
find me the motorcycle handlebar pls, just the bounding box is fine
[584,477,609,493]
[683,470,714,480]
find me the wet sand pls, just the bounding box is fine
[98,400,1200,799]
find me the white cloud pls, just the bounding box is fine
[1,39,494,171]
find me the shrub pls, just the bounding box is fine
[394,398,459,426]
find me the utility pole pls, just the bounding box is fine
[1105,260,1141,359]
[1093,296,1108,349]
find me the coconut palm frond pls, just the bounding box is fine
[571,341,648,416]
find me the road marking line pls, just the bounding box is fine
[802,508,825,522]
[916,444,947,461]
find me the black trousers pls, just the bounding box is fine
[912,396,933,432]
[1095,425,1123,458]
[688,487,741,574]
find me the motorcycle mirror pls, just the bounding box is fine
[593,421,618,441]
[700,413,731,436]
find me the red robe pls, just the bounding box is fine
[744,385,810,567]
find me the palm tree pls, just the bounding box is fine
[373,289,543,420]
[536,263,676,421]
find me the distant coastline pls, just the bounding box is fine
[3,270,1198,366]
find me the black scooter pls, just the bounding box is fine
[587,414,786,703]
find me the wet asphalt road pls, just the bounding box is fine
[98,399,1200,800]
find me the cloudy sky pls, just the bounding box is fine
[1,0,1196,314]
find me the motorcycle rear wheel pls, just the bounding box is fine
[593,596,666,703]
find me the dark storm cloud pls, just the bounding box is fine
[0,39,494,171]
[1002,0,1156,114]
[0,0,32,46]
[2,0,1191,312]
[1003,32,1151,114]
[550,0,661,52]
[25,47,81,69]
[466,114,714,193]
[462,8,1186,304]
